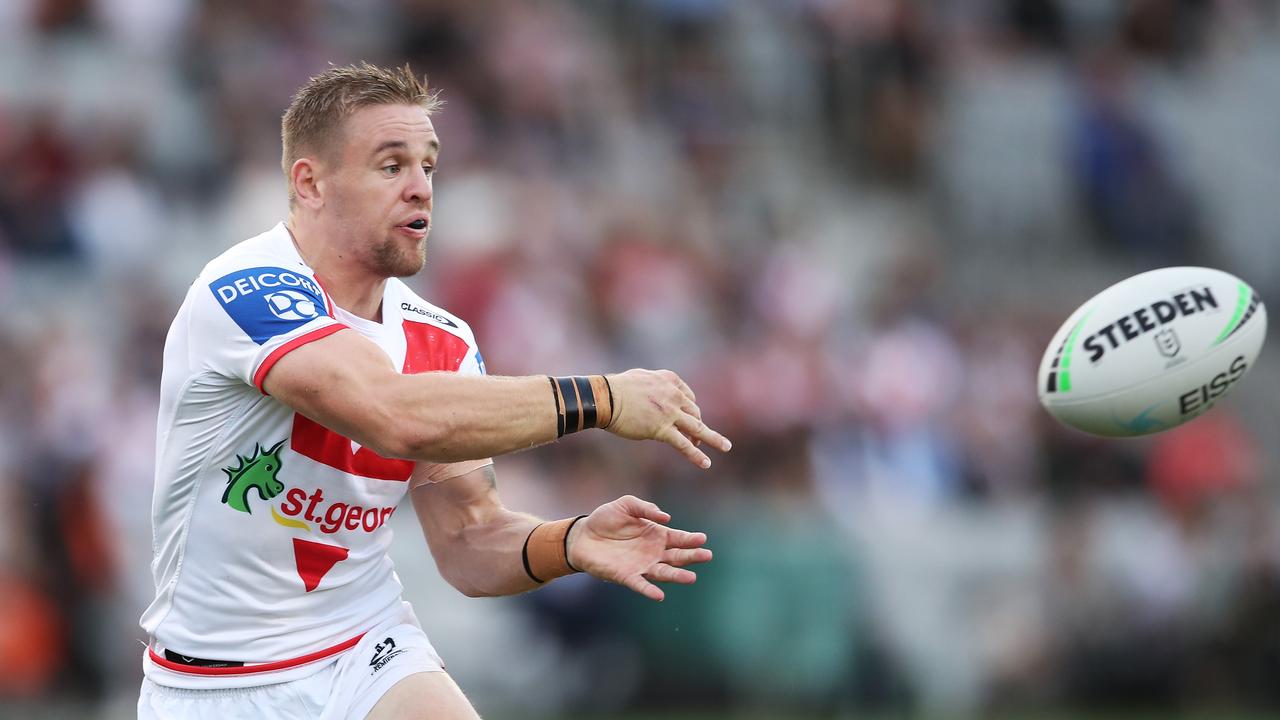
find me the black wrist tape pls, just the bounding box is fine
[564,514,588,573]
[602,375,615,429]
[573,376,596,431]
[551,375,597,436]
[556,376,581,434]
[548,376,565,438]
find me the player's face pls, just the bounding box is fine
[326,103,439,278]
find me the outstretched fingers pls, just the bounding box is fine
[662,547,713,567]
[661,424,712,469]
[616,494,671,524]
[619,564,699,602]
[621,573,665,602]
[664,527,707,549]
[674,413,732,455]
[644,562,698,585]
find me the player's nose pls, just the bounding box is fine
[403,165,433,204]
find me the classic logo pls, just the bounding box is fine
[210,266,328,344]
[400,301,458,328]
[220,440,287,514]
[369,636,406,674]
[1154,328,1181,358]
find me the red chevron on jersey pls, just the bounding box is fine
[293,538,350,592]
[286,315,472,481]
[290,414,415,481]
[402,320,471,374]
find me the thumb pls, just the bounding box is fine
[615,495,671,524]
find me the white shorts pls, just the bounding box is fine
[138,611,445,720]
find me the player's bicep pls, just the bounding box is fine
[262,327,405,455]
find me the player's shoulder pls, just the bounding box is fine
[188,222,326,307]
[389,279,475,343]
[181,223,331,338]
[196,222,311,282]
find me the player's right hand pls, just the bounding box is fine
[604,369,731,468]
[567,494,712,602]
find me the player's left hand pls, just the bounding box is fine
[566,495,711,602]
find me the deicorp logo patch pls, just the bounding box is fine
[210,267,328,344]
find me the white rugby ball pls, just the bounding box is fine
[1038,266,1266,437]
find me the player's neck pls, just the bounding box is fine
[285,218,387,323]
[315,264,388,324]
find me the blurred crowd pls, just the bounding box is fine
[1,0,1279,717]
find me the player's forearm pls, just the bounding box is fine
[433,509,546,597]
[380,374,561,463]
[270,332,725,469]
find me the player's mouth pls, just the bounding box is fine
[396,216,430,238]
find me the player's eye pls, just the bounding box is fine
[423,165,435,178]
[382,164,400,176]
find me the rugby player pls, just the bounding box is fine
[138,62,730,720]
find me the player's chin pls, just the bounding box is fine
[374,237,427,278]
[394,247,427,278]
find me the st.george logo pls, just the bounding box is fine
[265,289,320,321]
[221,440,287,514]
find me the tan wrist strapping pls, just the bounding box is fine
[521,515,588,583]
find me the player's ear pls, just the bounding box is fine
[290,157,324,209]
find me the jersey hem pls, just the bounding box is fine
[149,631,365,677]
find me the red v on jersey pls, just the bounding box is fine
[290,415,414,480]
[288,318,473,480]
[293,538,349,592]
[401,320,472,375]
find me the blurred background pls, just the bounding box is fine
[0,0,1278,718]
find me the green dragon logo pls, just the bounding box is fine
[220,440,287,514]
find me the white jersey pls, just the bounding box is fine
[141,222,489,688]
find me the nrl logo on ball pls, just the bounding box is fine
[1154,327,1183,366]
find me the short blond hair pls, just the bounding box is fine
[281,62,443,199]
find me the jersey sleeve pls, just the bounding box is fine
[456,343,487,378]
[186,264,347,392]
[410,329,493,489]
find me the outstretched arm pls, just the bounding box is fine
[412,464,543,597]
[264,328,730,467]
[413,465,711,600]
